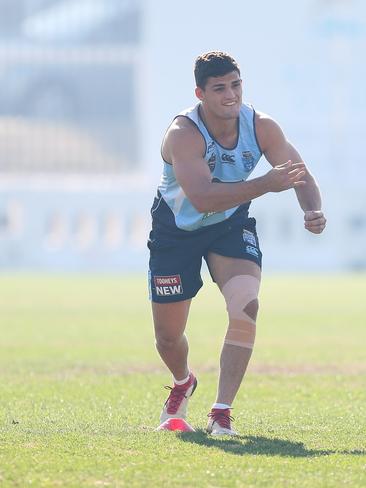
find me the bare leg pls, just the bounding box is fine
[216,344,253,405]
[207,254,261,405]
[152,299,191,381]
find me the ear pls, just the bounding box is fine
[195,86,204,101]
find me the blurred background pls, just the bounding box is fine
[0,0,365,273]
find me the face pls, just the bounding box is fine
[195,70,242,120]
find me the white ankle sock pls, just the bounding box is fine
[173,372,190,385]
[212,402,231,410]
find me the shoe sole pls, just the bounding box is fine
[209,430,237,436]
[206,417,237,436]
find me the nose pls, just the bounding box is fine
[225,87,236,99]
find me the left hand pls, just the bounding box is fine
[304,210,326,234]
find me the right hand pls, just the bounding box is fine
[264,160,306,193]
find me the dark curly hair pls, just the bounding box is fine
[194,51,241,89]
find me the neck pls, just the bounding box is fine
[199,104,238,141]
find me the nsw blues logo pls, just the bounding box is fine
[242,229,259,258]
[207,152,216,172]
[206,140,216,172]
[242,151,255,171]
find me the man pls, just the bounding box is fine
[148,51,326,435]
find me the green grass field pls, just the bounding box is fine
[0,274,365,487]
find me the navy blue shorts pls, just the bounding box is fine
[148,209,262,304]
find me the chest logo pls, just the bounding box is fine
[242,151,255,171]
[207,140,215,152]
[221,153,236,164]
[207,152,216,172]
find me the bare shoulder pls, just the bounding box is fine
[255,110,278,129]
[254,111,286,153]
[254,110,302,165]
[163,116,205,163]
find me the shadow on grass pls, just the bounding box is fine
[176,430,365,458]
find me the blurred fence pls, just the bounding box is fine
[1,178,365,272]
[0,176,151,272]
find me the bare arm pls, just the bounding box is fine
[255,113,326,234]
[163,117,305,214]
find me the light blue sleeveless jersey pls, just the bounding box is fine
[157,102,262,231]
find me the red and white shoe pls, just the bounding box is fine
[160,373,197,423]
[206,408,237,436]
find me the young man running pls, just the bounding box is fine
[148,51,326,435]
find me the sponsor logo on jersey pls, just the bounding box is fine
[242,151,255,171]
[154,275,183,296]
[245,245,259,258]
[221,153,236,164]
[207,152,216,172]
[207,140,215,152]
[242,229,257,247]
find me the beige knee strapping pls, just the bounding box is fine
[222,274,260,349]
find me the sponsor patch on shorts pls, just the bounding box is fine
[243,229,257,247]
[246,245,259,257]
[154,274,183,296]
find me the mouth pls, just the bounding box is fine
[223,101,237,106]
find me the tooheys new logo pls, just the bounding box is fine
[154,275,183,296]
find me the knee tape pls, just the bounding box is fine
[222,274,260,349]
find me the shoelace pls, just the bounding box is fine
[207,409,234,429]
[164,384,190,413]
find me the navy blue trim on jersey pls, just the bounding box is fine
[252,107,263,155]
[198,104,240,150]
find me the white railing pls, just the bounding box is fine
[0,177,365,272]
[0,176,153,272]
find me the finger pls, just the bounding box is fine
[304,215,327,224]
[305,224,326,232]
[305,222,326,230]
[305,217,326,224]
[289,163,306,171]
[305,217,326,225]
[305,220,326,228]
[290,172,306,184]
[289,168,306,177]
[275,160,292,168]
